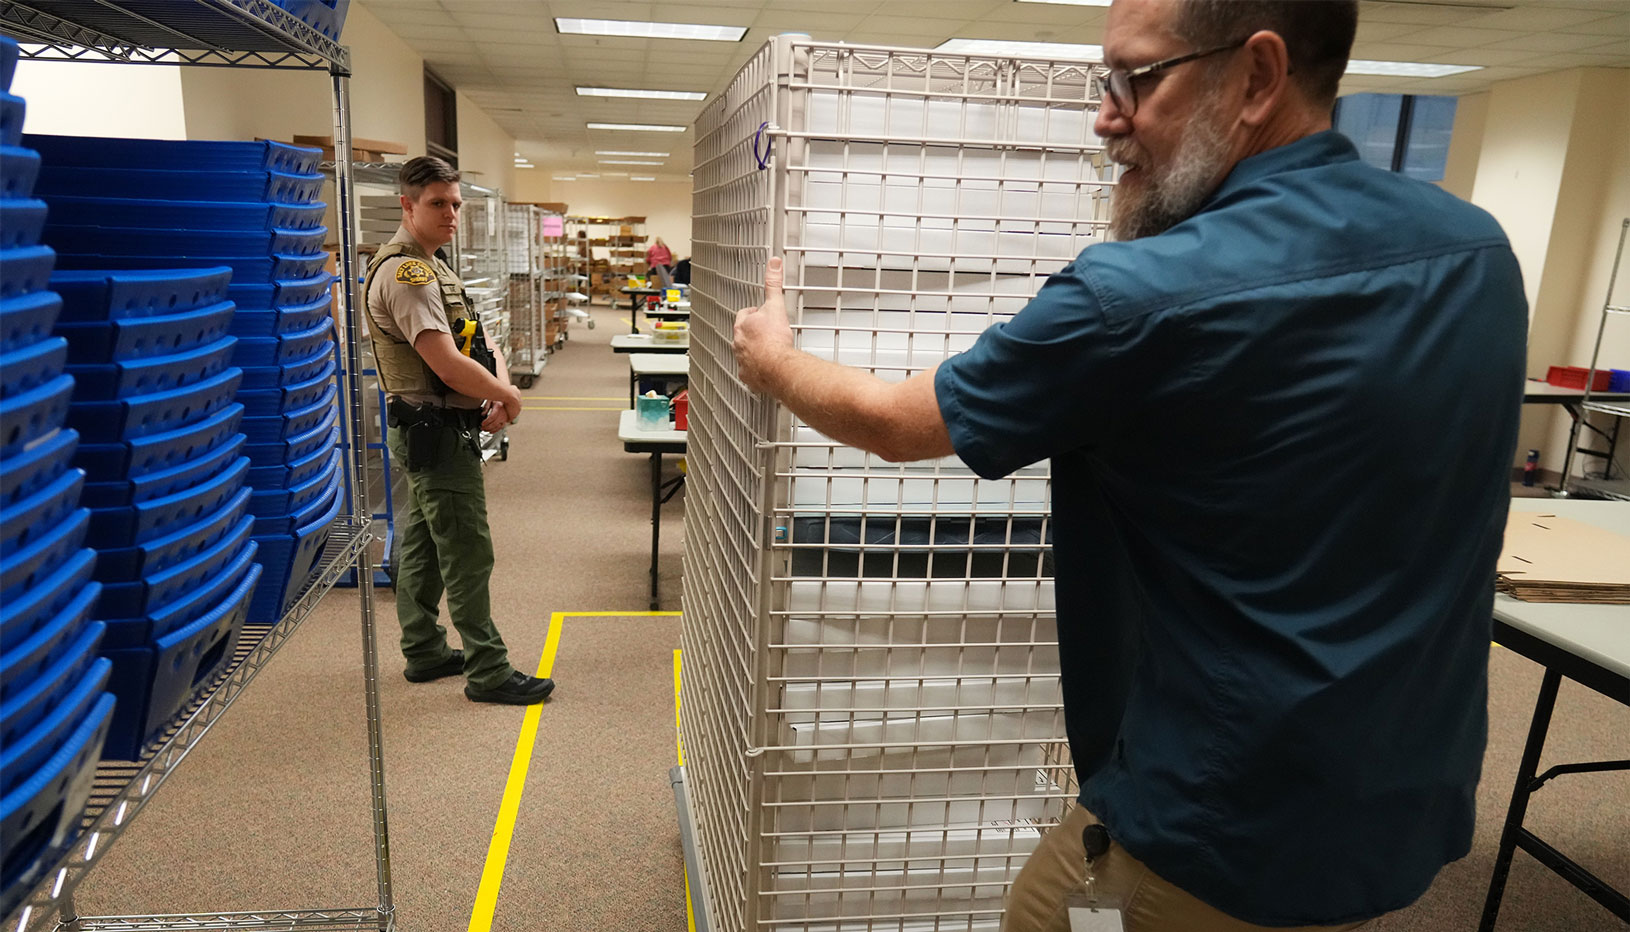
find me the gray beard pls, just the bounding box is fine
[1107,109,1232,241]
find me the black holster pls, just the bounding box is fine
[388,398,480,471]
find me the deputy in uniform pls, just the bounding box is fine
[364,156,554,706]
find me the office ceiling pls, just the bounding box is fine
[357,0,1630,181]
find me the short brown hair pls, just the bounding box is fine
[399,155,460,198]
[1174,0,1357,107]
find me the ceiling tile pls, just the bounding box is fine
[1483,31,1625,52]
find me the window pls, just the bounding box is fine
[1332,93,1458,182]
[425,68,457,165]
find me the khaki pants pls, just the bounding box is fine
[1003,806,1371,932]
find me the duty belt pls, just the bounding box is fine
[386,397,482,430]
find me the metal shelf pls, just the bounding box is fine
[0,4,389,931]
[1,0,348,70]
[8,522,378,932]
[1583,399,1630,418]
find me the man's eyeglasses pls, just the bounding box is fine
[1093,39,1248,117]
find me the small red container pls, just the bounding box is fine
[673,389,689,431]
[1546,366,1612,391]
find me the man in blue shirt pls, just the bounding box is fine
[733,0,1526,929]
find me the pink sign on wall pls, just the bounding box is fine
[541,216,565,237]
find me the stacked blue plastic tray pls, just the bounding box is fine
[0,39,117,918]
[32,133,341,634]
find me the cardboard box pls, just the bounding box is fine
[291,134,407,164]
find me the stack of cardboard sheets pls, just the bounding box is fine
[1497,510,1630,604]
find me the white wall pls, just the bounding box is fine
[455,89,515,197]
[10,61,187,139]
[511,175,693,258]
[1463,67,1630,476]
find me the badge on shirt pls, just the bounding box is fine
[395,259,434,286]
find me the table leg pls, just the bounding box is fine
[631,293,641,334]
[649,451,662,610]
[1478,667,1562,932]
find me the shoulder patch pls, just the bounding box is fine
[395,259,434,286]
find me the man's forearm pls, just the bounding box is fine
[436,353,512,401]
[761,347,949,463]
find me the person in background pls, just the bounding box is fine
[364,155,555,707]
[646,235,675,288]
[731,0,1527,929]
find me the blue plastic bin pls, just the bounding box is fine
[232,318,332,367]
[0,546,93,648]
[238,341,335,392]
[0,90,21,148]
[0,654,108,792]
[1,35,16,92]
[42,194,324,232]
[101,560,260,761]
[96,511,253,620]
[80,432,244,510]
[56,250,326,285]
[102,532,256,650]
[0,290,62,355]
[0,335,66,399]
[240,383,337,446]
[0,245,56,299]
[52,267,233,322]
[247,424,339,490]
[45,223,326,258]
[0,199,47,249]
[0,612,103,762]
[36,166,326,205]
[55,300,235,365]
[0,373,73,459]
[24,134,321,175]
[73,401,243,483]
[236,356,335,418]
[227,273,333,311]
[0,144,40,200]
[248,449,340,525]
[249,473,340,623]
[0,667,112,911]
[85,455,248,550]
[65,366,242,443]
[0,427,75,510]
[67,334,236,401]
[243,392,339,466]
[92,485,250,586]
[0,467,84,563]
[227,292,331,339]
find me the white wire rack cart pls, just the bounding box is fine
[449,183,509,461]
[538,210,571,350]
[679,36,1115,932]
[0,3,392,930]
[503,203,545,388]
[1558,217,1629,501]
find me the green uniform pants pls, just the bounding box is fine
[386,423,512,689]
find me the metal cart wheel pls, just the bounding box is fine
[499,436,510,461]
[517,374,535,389]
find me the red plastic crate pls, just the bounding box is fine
[1546,366,1612,391]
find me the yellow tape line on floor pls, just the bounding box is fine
[467,611,682,932]
[519,406,624,411]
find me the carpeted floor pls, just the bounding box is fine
[67,303,1627,931]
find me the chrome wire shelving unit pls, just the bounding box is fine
[1559,217,1630,502]
[0,3,392,930]
[680,36,1114,932]
[449,183,509,462]
[503,203,544,387]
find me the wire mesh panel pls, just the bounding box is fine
[684,37,1114,932]
[505,204,545,383]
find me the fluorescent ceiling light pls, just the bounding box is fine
[599,159,664,166]
[596,150,670,157]
[1014,0,1112,5]
[577,172,600,178]
[935,38,1103,59]
[577,86,707,101]
[555,17,745,42]
[553,175,577,181]
[516,164,534,169]
[1345,59,1482,78]
[631,176,657,181]
[587,122,687,133]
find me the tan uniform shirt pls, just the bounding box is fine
[367,226,481,410]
